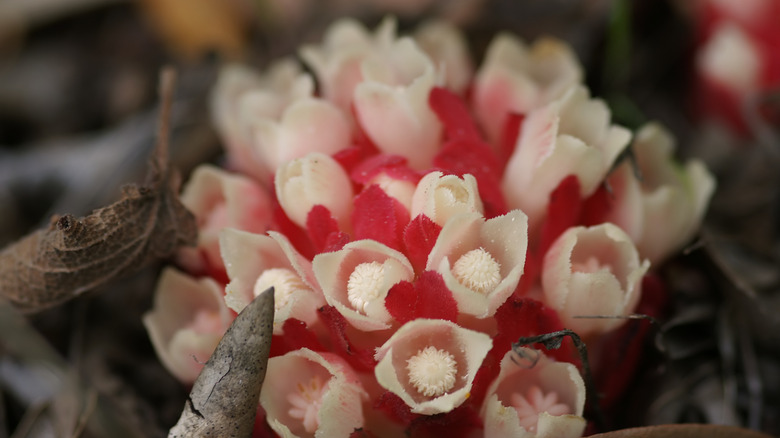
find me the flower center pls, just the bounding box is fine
[452,248,502,294]
[287,375,327,434]
[347,262,386,314]
[254,268,311,309]
[406,346,458,397]
[572,256,612,275]
[511,385,571,432]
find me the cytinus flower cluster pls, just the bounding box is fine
[692,0,780,133]
[144,17,716,437]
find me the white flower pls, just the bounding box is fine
[502,86,631,232]
[374,319,492,415]
[410,171,484,227]
[604,123,716,264]
[472,34,583,144]
[261,349,367,437]
[312,239,414,331]
[482,349,586,438]
[697,24,761,93]
[220,228,323,335]
[275,152,354,229]
[413,20,473,94]
[143,268,233,383]
[541,223,650,337]
[427,211,528,318]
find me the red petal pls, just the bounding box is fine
[384,281,417,325]
[539,175,582,256]
[402,214,442,274]
[271,190,315,259]
[409,404,483,438]
[580,183,613,226]
[317,305,377,372]
[350,154,419,185]
[374,391,418,426]
[428,86,481,141]
[269,319,325,358]
[413,271,458,323]
[306,205,341,254]
[499,112,525,169]
[351,185,410,252]
[433,139,507,218]
[492,298,574,364]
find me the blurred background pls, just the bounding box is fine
[0,0,778,436]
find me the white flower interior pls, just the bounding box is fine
[346,261,386,314]
[254,268,311,309]
[406,346,458,397]
[571,256,612,275]
[511,385,571,432]
[287,375,327,434]
[452,248,502,294]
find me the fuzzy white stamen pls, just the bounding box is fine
[287,375,327,433]
[452,248,502,294]
[406,346,458,397]
[254,268,311,309]
[511,385,571,432]
[347,262,386,314]
[572,256,612,275]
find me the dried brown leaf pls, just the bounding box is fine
[0,68,197,313]
[590,424,774,438]
[168,287,274,437]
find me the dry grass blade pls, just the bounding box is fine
[0,67,197,313]
[168,287,274,437]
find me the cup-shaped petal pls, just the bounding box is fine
[502,86,631,232]
[275,152,354,229]
[472,34,582,143]
[313,239,414,331]
[603,123,716,263]
[426,211,528,318]
[482,348,586,438]
[413,20,473,94]
[220,228,323,334]
[354,37,442,169]
[211,60,314,181]
[374,319,492,415]
[261,348,367,437]
[410,172,484,227]
[143,268,233,383]
[177,165,272,273]
[542,224,650,337]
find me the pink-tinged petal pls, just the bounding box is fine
[261,348,368,437]
[502,86,631,233]
[411,172,484,227]
[427,211,528,318]
[481,349,585,438]
[374,319,492,415]
[143,268,233,383]
[403,214,442,274]
[632,123,716,263]
[275,152,354,230]
[541,224,650,337]
[351,185,410,252]
[429,87,481,141]
[313,239,414,331]
[413,21,473,94]
[300,17,397,116]
[385,271,458,324]
[211,60,314,182]
[219,228,323,335]
[253,97,351,174]
[472,35,582,144]
[177,165,272,274]
[354,37,442,169]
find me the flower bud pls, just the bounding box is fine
[541,224,650,337]
[275,152,354,229]
[413,20,473,94]
[410,171,484,227]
